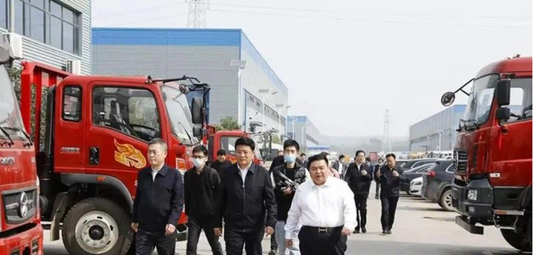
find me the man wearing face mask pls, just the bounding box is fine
[271,140,310,255]
[184,145,223,255]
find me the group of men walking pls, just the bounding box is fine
[130,136,405,255]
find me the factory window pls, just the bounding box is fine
[14,0,80,54]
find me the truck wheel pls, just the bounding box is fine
[62,198,133,255]
[501,215,532,252]
[438,189,453,211]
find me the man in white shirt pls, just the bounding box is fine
[284,153,357,255]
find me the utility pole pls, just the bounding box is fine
[187,0,208,28]
[382,110,391,152]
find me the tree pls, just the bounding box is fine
[215,116,240,131]
[272,134,281,144]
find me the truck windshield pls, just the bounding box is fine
[462,74,499,126]
[0,66,26,140]
[161,85,198,145]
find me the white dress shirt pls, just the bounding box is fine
[151,165,164,181]
[284,176,356,239]
[338,163,344,175]
[237,162,252,185]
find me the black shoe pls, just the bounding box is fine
[375,195,379,199]
[268,250,277,255]
[362,227,367,233]
[382,230,387,234]
[386,228,392,234]
[353,228,360,234]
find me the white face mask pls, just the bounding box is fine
[192,158,205,168]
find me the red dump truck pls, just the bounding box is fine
[441,55,532,251]
[0,36,43,255]
[18,60,211,255]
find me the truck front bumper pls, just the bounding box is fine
[0,223,43,255]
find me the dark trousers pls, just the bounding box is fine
[271,232,278,251]
[135,229,176,255]
[380,195,400,230]
[225,227,264,255]
[375,183,380,198]
[186,216,223,255]
[354,194,368,229]
[298,226,346,255]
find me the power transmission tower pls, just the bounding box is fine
[382,110,392,153]
[187,0,208,28]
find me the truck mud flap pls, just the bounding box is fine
[455,216,484,235]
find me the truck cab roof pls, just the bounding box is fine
[476,56,532,78]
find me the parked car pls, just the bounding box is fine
[421,160,455,211]
[401,163,437,194]
[401,158,440,173]
[410,176,423,196]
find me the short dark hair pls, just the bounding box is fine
[235,137,255,151]
[192,145,208,156]
[300,153,306,157]
[283,139,300,151]
[217,149,226,156]
[386,153,396,159]
[355,150,365,157]
[308,153,329,168]
[339,154,345,160]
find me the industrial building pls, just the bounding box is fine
[409,105,466,152]
[287,116,321,150]
[92,28,289,135]
[0,0,91,74]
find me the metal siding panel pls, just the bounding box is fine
[92,28,241,46]
[92,45,240,125]
[0,0,91,74]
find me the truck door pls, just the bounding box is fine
[54,85,85,173]
[86,84,164,193]
[490,78,532,186]
[217,134,241,164]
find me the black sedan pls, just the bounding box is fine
[400,163,437,194]
[421,160,455,211]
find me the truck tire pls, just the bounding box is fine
[501,215,532,252]
[62,198,133,255]
[438,189,453,211]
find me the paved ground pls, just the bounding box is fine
[43,183,528,255]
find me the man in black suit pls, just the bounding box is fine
[132,138,183,255]
[344,150,373,234]
[211,149,233,174]
[215,137,277,255]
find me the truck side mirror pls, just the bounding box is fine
[441,92,456,107]
[496,107,511,121]
[192,126,202,138]
[191,97,203,125]
[496,79,511,106]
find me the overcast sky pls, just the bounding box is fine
[92,0,532,137]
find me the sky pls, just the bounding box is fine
[91,0,532,137]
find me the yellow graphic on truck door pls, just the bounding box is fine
[114,139,147,169]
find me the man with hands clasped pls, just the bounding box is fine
[375,153,405,235]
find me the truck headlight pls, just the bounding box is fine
[467,190,477,201]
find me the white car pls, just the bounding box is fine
[410,176,423,196]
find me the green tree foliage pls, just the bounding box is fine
[272,134,281,144]
[215,116,241,131]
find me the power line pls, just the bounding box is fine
[210,2,531,21]
[209,8,531,29]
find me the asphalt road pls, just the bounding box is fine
[43,183,529,255]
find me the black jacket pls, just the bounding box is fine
[184,166,220,218]
[216,163,277,231]
[211,159,233,175]
[375,164,406,197]
[133,165,183,232]
[272,163,308,221]
[344,163,373,196]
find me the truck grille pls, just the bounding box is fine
[2,189,37,224]
[454,149,468,174]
